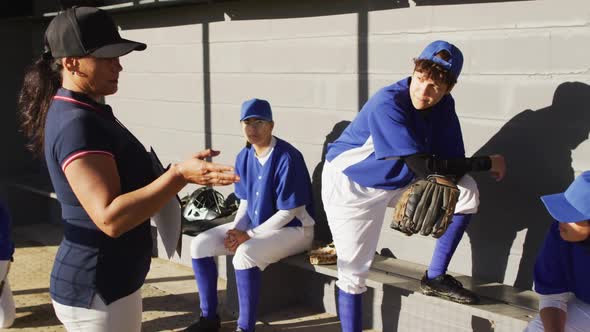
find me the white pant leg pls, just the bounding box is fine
[524,297,590,332]
[52,288,142,332]
[233,226,313,270]
[322,161,401,294]
[0,260,15,328]
[455,174,480,214]
[190,223,235,259]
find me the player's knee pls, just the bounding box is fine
[232,245,258,270]
[190,233,215,259]
[337,280,366,295]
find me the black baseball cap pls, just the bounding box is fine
[43,6,146,59]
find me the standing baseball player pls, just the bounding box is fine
[525,171,590,332]
[185,98,315,332]
[321,40,506,331]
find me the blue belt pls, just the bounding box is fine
[63,221,105,248]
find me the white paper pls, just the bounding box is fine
[148,147,182,259]
[152,198,182,259]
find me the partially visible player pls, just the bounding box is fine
[322,40,506,331]
[185,99,315,332]
[0,200,15,328]
[525,171,590,332]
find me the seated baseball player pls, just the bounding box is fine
[524,171,590,332]
[184,98,315,332]
[321,40,506,331]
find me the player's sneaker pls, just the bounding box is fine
[420,271,479,304]
[184,314,220,332]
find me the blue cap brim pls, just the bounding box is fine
[540,193,588,223]
[240,114,272,122]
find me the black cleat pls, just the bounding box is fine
[420,271,480,304]
[184,315,221,332]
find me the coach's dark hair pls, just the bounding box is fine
[413,50,457,87]
[18,57,63,157]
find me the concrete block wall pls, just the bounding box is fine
[20,0,590,290]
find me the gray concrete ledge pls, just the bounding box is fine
[158,229,537,332]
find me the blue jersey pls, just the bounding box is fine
[326,77,465,190]
[0,200,14,261]
[534,221,590,304]
[234,137,314,228]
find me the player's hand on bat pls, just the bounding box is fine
[489,154,506,181]
[176,149,240,186]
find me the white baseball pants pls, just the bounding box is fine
[0,260,15,328]
[52,288,142,332]
[321,160,479,294]
[525,296,590,332]
[191,223,313,270]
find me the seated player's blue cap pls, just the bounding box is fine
[416,40,464,81]
[240,98,273,122]
[541,171,590,223]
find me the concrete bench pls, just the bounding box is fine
[2,173,539,331]
[157,229,537,332]
[3,178,537,332]
[279,254,537,331]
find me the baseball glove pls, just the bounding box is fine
[308,242,337,265]
[390,175,460,238]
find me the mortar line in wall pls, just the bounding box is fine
[372,72,589,79]
[464,71,590,77]
[141,23,589,46]
[130,125,326,146]
[126,124,244,136]
[122,71,359,75]
[109,97,359,112]
[460,116,512,123]
[119,70,589,77]
[369,23,590,36]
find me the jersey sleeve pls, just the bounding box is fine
[53,114,115,171]
[534,222,569,296]
[274,152,311,210]
[368,101,423,159]
[234,148,249,201]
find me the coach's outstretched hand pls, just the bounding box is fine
[176,149,240,186]
[489,154,506,181]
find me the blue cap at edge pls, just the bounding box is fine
[540,171,590,223]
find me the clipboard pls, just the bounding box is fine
[149,147,182,259]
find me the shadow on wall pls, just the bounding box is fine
[468,82,590,290]
[312,121,351,244]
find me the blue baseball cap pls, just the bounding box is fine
[240,98,273,122]
[416,40,464,81]
[541,171,590,223]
